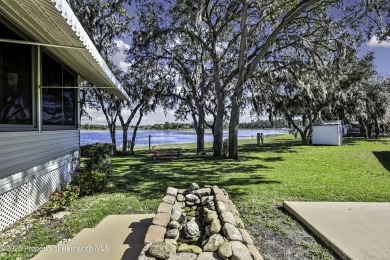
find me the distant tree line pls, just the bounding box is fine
[143,122,194,130]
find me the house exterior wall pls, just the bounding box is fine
[312,124,342,146]
[0,130,79,231]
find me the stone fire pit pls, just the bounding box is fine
[138,183,264,260]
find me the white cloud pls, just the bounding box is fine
[367,36,390,48]
[111,39,131,71]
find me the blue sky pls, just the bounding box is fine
[361,36,390,77]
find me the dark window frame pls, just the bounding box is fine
[0,18,36,132]
[41,51,78,130]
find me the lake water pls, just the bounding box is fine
[81,129,288,147]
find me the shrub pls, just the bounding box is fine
[81,143,114,171]
[76,143,113,195]
[72,168,109,195]
[49,184,80,209]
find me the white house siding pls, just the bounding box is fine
[0,130,79,231]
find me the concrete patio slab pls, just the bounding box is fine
[284,202,390,260]
[32,214,154,260]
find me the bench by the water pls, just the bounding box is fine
[151,148,182,162]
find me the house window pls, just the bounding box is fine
[42,52,76,127]
[0,23,32,125]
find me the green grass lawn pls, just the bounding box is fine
[1,135,389,259]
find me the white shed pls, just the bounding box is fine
[312,120,343,146]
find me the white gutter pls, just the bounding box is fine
[51,0,129,100]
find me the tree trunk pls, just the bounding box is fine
[196,108,205,154]
[117,103,142,152]
[109,123,117,149]
[374,118,380,138]
[122,125,129,152]
[228,96,240,159]
[130,109,144,155]
[213,76,224,157]
[367,123,373,138]
[358,118,368,138]
[287,115,312,145]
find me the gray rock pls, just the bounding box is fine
[171,210,181,221]
[195,199,201,204]
[202,195,214,205]
[173,201,182,212]
[185,217,200,237]
[215,194,230,204]
[52,211,70,220]
[222,223,243,241]
[177,243,191,253]
[206,210,219,223]
[187,211,196,217]
[148,242,176,259]
[138,243,156,260]
[177,213,187,224]
[164,238,177,246]
[169,220,180,229]
[205,225,211,236]
[234,216,245,229]
[169,253,198,260]
[162,195,176,205]
[197,252,222,260]
[157,202,173,213]
[152,212,170,227]
[178,235,198,244]
[177,189,186,194]
[166,187,178,196]
[229,241,252,260]
[188,245,202,254]
[212,186,225,196]
[210,218,222,234]
[201,196,209,205]
[221,212,236,225]
[247,244,264,260]
[216,201,230,214]
[239,229,254,245]
[196,188,211,197]
[218,241,233,259]
[144,225,166,244]
[202,234,225,252]
[229,203,240,217]
[165,228,179,239]
[188,183,199,191]
[176,194,185,202]
[185,201,195,206]
[185,194,199,202]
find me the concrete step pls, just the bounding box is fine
[32,214,154,260]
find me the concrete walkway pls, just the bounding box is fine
[284,202,390,260]
[32,214,154,260]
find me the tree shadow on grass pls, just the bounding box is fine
[343,137,390,146]
[108,152,280,200]
[259,156,285,162]
[364,139,390,144]
[240,141,300,154]
[373,151,390,172]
